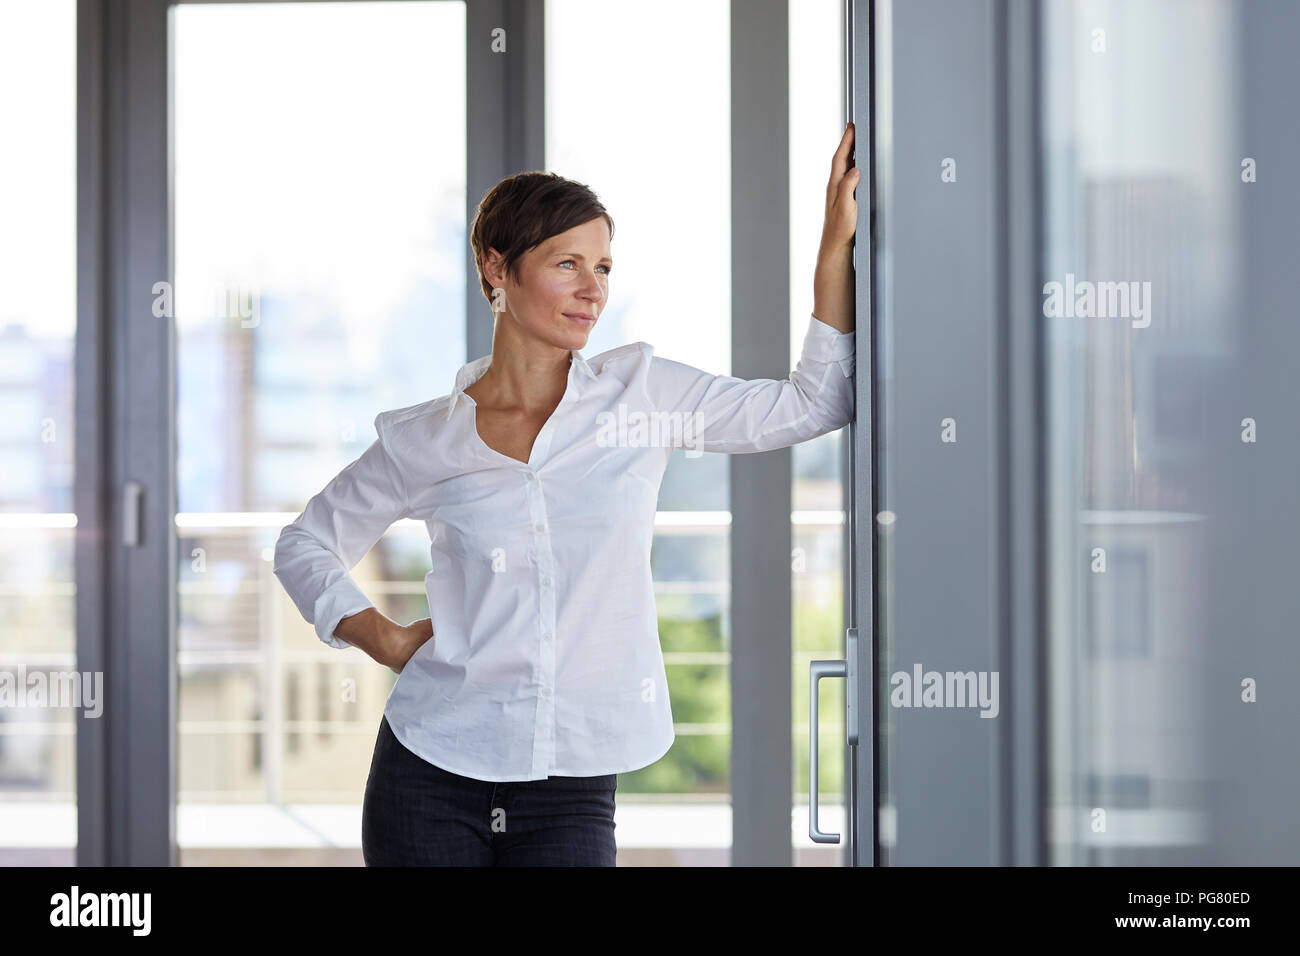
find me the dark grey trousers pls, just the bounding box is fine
[361,715,617,866]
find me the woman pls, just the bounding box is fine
[273,123,860,866]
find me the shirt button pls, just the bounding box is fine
[543,631,553,641]
[534,522,545,532]
[541,576,552,588]
[540,686,551,698]
[525,472,536,481]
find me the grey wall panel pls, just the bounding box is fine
[76,0,176,867]
[729,0,793,868]
[875,0,1002,866]
[1206,0,1300,865]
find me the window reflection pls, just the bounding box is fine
[1043,0,1237,864]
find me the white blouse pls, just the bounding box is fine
[273,313,855,782]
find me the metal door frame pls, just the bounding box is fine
[818,0,1045,866]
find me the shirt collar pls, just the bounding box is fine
[445,348,598,420]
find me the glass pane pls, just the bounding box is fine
[0,0,77,867]
[1042,0,1239,864]
[546,0,731,863]
[172,0,466,865]
[789,0,847,865]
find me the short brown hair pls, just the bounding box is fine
[469,171,614,304]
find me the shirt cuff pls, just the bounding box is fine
[313,581,376,649]
[807,312,856,378]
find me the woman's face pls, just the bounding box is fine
[486,217,612,351]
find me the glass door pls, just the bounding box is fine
[847,0,1300,867]
[169,0,466,864]
[0,0,78,867]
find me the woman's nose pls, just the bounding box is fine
[581,272,605,297]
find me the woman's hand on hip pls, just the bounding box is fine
[386,617,435,675]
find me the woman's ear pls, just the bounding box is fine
[483,247,505,287]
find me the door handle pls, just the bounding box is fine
[122,479,143,547]
[809,626,858,844]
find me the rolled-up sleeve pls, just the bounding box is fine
[272,415,412,648]
[644,313,855,454]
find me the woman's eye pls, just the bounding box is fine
[559,259,611,275]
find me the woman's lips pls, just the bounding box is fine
[564,312,595,328]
